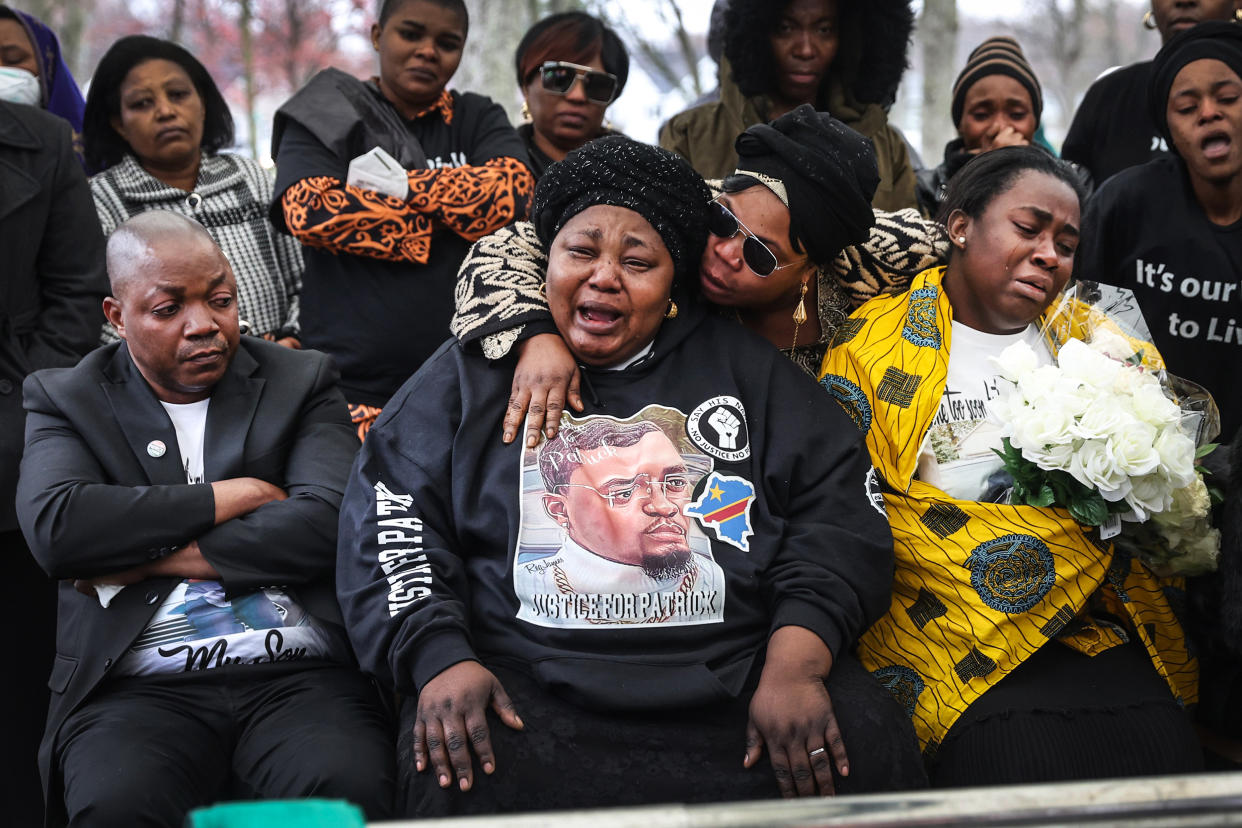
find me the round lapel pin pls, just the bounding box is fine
[147,440,167,458]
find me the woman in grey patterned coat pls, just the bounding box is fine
[84,35,303,346]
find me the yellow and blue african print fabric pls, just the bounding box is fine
[819,267,1197,756]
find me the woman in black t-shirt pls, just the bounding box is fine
[269,0,533,438]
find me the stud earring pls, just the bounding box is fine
[957,236,966,244]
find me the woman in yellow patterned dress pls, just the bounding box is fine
[820,145,1203,785]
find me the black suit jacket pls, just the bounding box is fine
[0,101,108,532]
[17,337,358,822]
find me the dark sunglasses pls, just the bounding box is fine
[707,199,802,277]
[536,61,619,105]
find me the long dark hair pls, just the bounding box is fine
[723,0,913,108]
[84,35,234,173]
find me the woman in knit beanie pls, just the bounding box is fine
[916,37,1082,216]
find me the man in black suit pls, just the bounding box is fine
[0,99,108,827]
[18,212,393,826]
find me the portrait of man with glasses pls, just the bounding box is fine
[513,407,726,628]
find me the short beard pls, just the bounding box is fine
[640,547,694,581]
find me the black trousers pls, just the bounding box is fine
[399,652,928,817]
[2,529,55,827]
[931,640,1204,787]
[57,662,395,827]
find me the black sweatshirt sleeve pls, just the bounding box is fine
[335,348,478,694]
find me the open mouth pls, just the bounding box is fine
[1202,131,1232,161]
[577,303,623,331]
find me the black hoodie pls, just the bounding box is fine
[336,305,894,709]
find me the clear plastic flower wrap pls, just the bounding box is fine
[990,281,1220,575]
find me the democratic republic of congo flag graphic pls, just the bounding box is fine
[685,472,755,551]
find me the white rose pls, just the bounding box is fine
[1108,421,1161,477]
[1015,364,1063,404]
[1068,438,1130,494]
[991,341,1040,382]
[1089,329,1139,362]
[1072,396,1133,440]
[1046,384,1095,420]
[1009,405,1076,453]
[1058,338,1122,388]
[1154,428,1197,489]
[1130,382,1181,428]
[1156,475,1211,525]
[1123,472,1171,521]
[1026,442,1076,471]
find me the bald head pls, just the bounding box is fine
[107,212,222,300]
[101,211,241,404]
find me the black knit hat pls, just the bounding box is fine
[532,135,711,285]
[950,36,1043,126]
[1149,21,1242,142]
[733,104,878,267]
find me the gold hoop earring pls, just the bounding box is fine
[520,101,531,122]
[1235,7,1242,22]
[665,299,678,319]
[791,280,808,348]
[1143,10,1157,29]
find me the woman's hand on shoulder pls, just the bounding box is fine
[503,333,583,447]
[413,660,524,792]
[745,626,847,797]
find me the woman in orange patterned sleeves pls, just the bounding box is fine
[271,0,534,438]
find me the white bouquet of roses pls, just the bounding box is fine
[988,282,1220,576]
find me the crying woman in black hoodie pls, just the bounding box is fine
[336,136,926,817]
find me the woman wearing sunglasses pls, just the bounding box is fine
[451,105,944,446]
[514,12,629,180]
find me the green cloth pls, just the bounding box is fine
[184,799,366,828]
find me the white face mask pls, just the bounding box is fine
[0,66,41,108]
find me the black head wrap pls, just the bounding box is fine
[533,135,711,289]
[732,104,878,267]
[1149,21,1242,143]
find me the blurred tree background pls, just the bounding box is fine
[18,0,1160,164]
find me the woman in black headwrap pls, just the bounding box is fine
[1078,21,1242,441]
[338,134,926,817]
[452,105,945,445]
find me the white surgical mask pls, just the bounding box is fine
[0,66,41,108]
